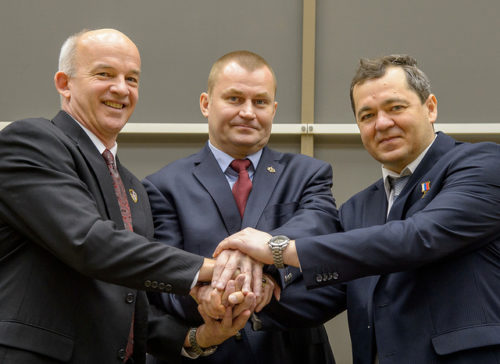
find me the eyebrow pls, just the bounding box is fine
[92,64,141,77]
[222,88,272,99]
[356,97,408,119]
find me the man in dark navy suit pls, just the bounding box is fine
[215,54,500,363]
[143,50,340,364]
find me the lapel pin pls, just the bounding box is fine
[129,188,138,203]
[267,166,276,173]
[421,181,431,198]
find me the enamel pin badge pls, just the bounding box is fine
[129,188,138,203]
[267,166,276,173]
[421,181,431,198]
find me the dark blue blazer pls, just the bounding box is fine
[294,132,500,363]
[143,144,340,364]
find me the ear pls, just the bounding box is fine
[426,94,438,124]
[54,71,71,100]
[199,92,210,118]
[272,100,278,118]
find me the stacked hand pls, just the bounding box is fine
[187,247,280,349]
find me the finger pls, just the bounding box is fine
[255,279,273,312]
[220,306,233,329]
[228,291,245,305]
[201,288,225,319]
[251,262,263,300]
[274,284,281,302]
[214,250,245,290]
[233,292,256,318]
[189,285,200,304]
[221,280,236,307]
[239,255,253,294]
[213,237,244,258]
[211,250,231,289]
[232,309,252,331]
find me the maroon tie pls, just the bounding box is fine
[230,159,252,217]
[102,149,134,362]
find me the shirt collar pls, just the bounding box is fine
[382,134,436,198]
[208,140,262,173]
[70,115,118,158]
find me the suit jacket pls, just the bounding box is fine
[143,143,341,364]
[293,132,500,363]
[0,111,204,364]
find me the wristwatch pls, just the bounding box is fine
[267,235,290,269]
[188,327,217,357]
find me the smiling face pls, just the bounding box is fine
[55,29,141,148]
[352,67,438,173]
[200,61,277,159]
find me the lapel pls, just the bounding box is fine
[361,180,388,320]
[242,147,282,228]
[192,144,242,235]
[388,132,456,220]
[51,111,125,229]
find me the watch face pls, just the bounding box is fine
[271,235,289,247]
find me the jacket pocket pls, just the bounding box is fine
[0,320,74,361]
[431,324,500,355]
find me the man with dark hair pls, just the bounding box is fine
[214,54,500,363]
[143,50,340,364]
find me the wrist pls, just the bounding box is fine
[186,326,217,356]
[198,258,215,283]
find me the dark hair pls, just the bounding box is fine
[349,54,431,113]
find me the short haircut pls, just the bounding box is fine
[350,54,432,113]
[207,50,277,96]
[58,29,90,77]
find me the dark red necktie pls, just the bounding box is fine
[102,149,134,362]
[230,159,252,217]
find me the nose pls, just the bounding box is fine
[239,100,256,119]
[110,76,130,97]
[374,111,395,131]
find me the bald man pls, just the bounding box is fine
[0,29,219,364]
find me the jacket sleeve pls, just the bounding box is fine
[296,142,500,288]
[0,119,203,295]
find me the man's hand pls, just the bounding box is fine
[211,249,263,297]
[212,228,273,290]
[188,292,255,348]
[191,275,257,319]
[255,274,281,312]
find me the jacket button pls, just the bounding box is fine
[117,348,126,360]
[165,284,172,292]
[315,274,323,283]
[125,293,135,304]
[144,280,152,288]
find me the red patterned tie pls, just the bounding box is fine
[102,149,134,362]
[230,159,252,217]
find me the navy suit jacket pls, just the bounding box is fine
[293,132,500,363]
[143,143,340,364]
[0,111,204,364]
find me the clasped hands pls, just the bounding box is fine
[188,243,279,348]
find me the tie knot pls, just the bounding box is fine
[389,175,411,198]
[230,159,251,173]
[102,149,115,169]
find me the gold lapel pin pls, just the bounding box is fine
[129,188,138,203]
[267,166,276,173]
